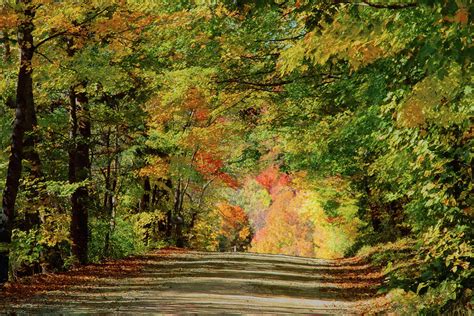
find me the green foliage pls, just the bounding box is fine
[422,223,472,276]
[44,181,89,198]
[129,211,169,249]
[357,225,473,314]
[238,0,472,311]
[9,229,42,279]
[0,1,472,312]
[89,217,148,263]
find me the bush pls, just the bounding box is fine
[9,229,42,279]
[357,227,473,314]
[89,216,148,263]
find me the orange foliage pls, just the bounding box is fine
[194,151,239,189]
[454,7,469,25]
[92,10,153,42]
[181,88,210,122]
[183,88,205,109]
[251,187,314,257]
[249,167,359,259]
[217,203,252,249]
[194,151,223,175]
[0,9,18,29]
[444,6,469,25]
[218,173,240,189]
[255,165,290,197]
[194,108,209,121]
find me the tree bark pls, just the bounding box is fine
[0,1,35,283]
[20,81,42,232]
[2,29,11,62]
[361,176,381,233]
[140,177,151,211]
[104,125,119,257]
[68,87,91,265]
[155,179,171,233]
[174,179,187,247]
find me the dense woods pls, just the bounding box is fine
[0,0,472,313]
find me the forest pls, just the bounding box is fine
[0,0,472,314]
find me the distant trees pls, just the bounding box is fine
[216,203,252,252]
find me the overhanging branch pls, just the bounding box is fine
[336,0,417,9]
[361,1,417,9]
[34,6,112,50]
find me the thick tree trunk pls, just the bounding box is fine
[0,2,35,283]
[16,72,43,276]
[20,87,42,232]
[141,177,151,211]
[69,87,91,265]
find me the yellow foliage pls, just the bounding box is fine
[188,211,220,251]
[139,156,169,179]
[251,175,360,259]
[398,63,463,127]
[278,11,413,73]
[38,207,71,247]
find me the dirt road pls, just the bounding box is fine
[0,249,388,314]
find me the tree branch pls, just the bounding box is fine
[35,51,54,64]
[255,33,307,43]
[34,6,112,50]
[336,0,417,9]
[361,1,417,9]
[217,78,296,87]
[217,73,339,88]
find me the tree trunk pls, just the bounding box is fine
[69,87,91,265]
[102,127,112,213]
[361,177,381,233]
[102,131,113,256]
[154,179,171,233]
[140,177,151,211]
[2,29,11,62]
[166,179,180,239]
[151,185,158,207]
[103,177,116,257]
[173,179,186,247]
[104,125,119,257]
[0,1,35,283]
[20,84,42,232]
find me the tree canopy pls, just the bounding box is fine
[0,0,472,313]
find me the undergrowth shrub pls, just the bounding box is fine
[9,229,42,279]
[89,216,148,263]
[357,225,473,314]
[129,211,168,249]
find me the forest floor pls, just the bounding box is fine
[0,248,391,314]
